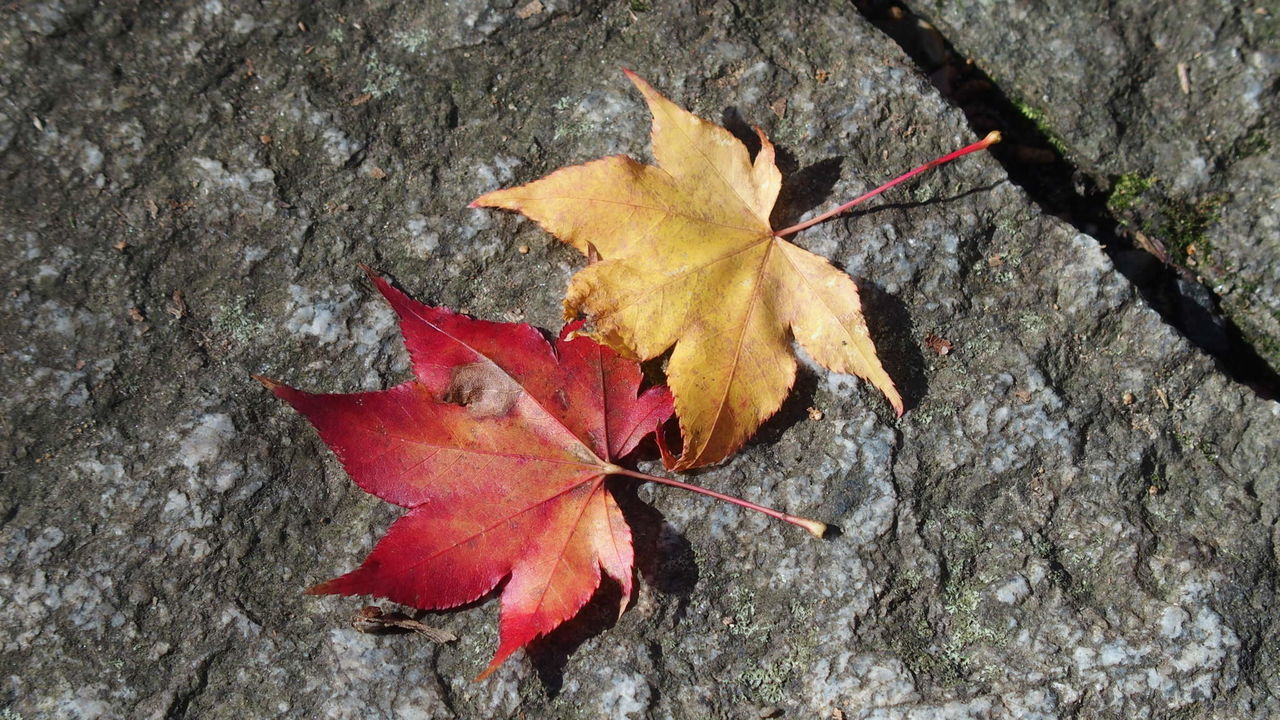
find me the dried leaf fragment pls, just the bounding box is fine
[352,605,456,643]
[167,290,188,320]
[924,334,953,356]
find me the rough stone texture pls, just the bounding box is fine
[916,0,1280,373]
[1,1,1277,719]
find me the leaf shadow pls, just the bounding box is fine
[774,157,845,230]
[720,107,843,229]
[854,280,928,413]
[614,479,699,597]
[526,477,698,697]
[841,181,1005,217]
[721,107,764,157]
[750,279,927,434]
[526,574,624,695]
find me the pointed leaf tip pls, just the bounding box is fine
[622,68,657,95]
[254,375,288,395]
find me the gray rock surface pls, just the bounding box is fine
[1,1,1277,718]
[915,0,1280,375]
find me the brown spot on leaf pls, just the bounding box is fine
[443,362,521,418]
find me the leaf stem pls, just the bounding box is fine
[606,466,828,538]
[774,130,1002,238]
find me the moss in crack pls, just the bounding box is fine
[1145,468,1168,496]
[1108,173,1229,266]
[1151,192,1229,265]
[1106,173,1156,214]
[1213,265,1280,370]
[1233,128,1272,160]
[1252,317,1280,360]
[1012,100,1068,155]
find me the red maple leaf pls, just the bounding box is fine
[261,270,672,678]
[261,270,826,678]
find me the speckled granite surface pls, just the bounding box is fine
[2,1,1277,718]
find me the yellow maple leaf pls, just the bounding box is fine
[474,71,995,469]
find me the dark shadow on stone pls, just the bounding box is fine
[526,479,698,697]
[721,107,762,158]
[612,479,699,597]
[852,0,1280,399]
[840,181,1003,218]
[722,106,845,230]
[773,157,844,229]
[857,281,928,413]
[639,351,674,399]
[527,576,624,695]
